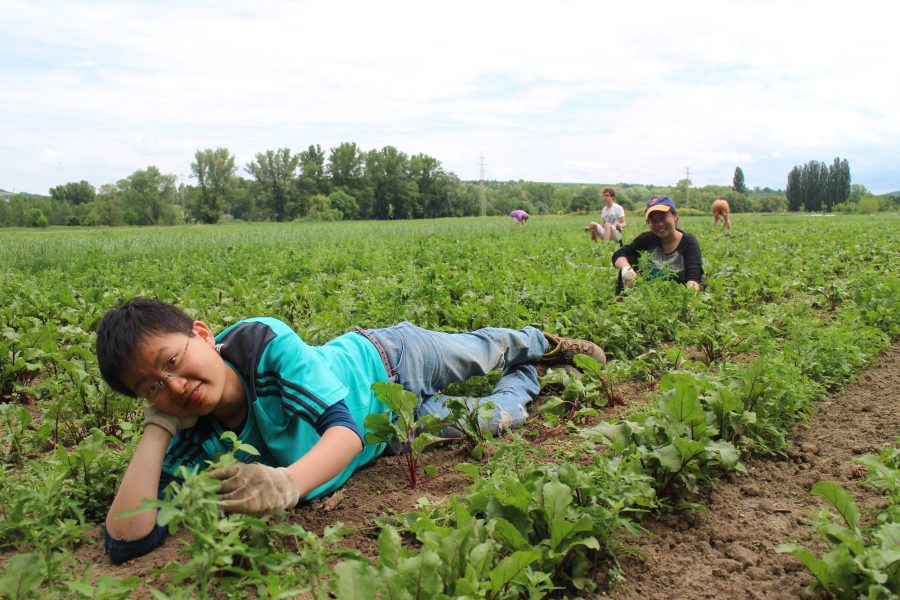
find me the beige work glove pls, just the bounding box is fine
[621,266,637,288]
[143,403,198,437]
[207,463,301,514]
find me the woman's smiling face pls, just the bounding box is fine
[647,210,677,238]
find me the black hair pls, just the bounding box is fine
[95,298,195,396]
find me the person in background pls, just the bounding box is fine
[586,188,626,244]
[509,209,530,224]
[712,198,732,229]
[612,195,703,293]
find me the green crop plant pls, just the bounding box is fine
[442,396,496,460]
[1,213,898,596]
[777,446,899,598]
[364,381,446,488]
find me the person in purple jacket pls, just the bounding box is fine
[612,195,703,294]
[509,209,529,224]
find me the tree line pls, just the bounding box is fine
[1,146,893,228]
[785,157,851,212]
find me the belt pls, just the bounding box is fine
[354,327,393,380]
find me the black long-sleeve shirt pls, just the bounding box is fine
[612,230,703,285]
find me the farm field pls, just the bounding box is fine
[1,213,899,599]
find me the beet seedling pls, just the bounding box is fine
[442,397,495,461]
[364,382,445,488]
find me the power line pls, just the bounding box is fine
[685,167,691,209]
[478,151,486,217]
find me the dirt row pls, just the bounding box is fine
[612,344,899,599]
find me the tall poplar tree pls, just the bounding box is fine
[732,167,747,194]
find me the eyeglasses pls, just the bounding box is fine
[140,336,192,402]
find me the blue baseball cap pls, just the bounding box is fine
[645,195,676,219]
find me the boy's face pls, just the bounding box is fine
[123,322,230,418]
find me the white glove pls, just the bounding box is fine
[621,266,637,288]
[143,403,198,437]
[208,464,301,514]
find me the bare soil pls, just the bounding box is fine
[82,345,899,598]
[612,344,900,599]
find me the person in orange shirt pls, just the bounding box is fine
[712,198,732,229]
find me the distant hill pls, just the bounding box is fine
[881,190,900,197]
[0,189,47,200]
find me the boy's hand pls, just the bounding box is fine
[143,403,198,437]
[207,463,300,514]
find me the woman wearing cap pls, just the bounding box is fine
[611,195,703,293]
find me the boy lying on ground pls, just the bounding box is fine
[95,298,606,562]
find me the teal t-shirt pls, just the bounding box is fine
[162,317,390,499]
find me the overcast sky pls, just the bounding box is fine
[2,0,897,196]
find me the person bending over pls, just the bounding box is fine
[509,209,530,224]
[95,298,605,563]
[612,195,703,293]
[711,198,732,229]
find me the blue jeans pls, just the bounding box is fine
[367,322,548,434]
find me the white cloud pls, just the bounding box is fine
[1,0,898,194]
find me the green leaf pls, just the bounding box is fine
[332,560,380,600]
[411,431,443,455]
[363,412,400,445]
[64,580,97,596]
[653,443,684,472]
[662,378,706,437]
[377,526,404,569]
[393,549,444,598]
[0,553,45,598]
[811,481,860,530]
[489,549,541,595]
[705,439,742,470]
[372,381,419,416]
[491,517,528,551]
[580,421,632,450]
[573,353,603,378]
[455,462,480,481]
[776,543,832,588]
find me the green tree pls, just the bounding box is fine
[118,166,178,225]
[786,166,802,211]
[571,186,600,213]
[306,194,342,221]
[328,142,372,218]
[245,148,301,221]
[295,144,330,217]
[365,146,419,219]
[732,167,747,194]
[329,190,359,220]
[550,187,575,214]
[49,180,96,206]
[409,153,462,218]
[751,195,786,212]
[327,142,365,188]
[29,208,48,227]
[86,184,125,226]
[189,148,237,223]
[827,157,851,211]
[524,182,554,214]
